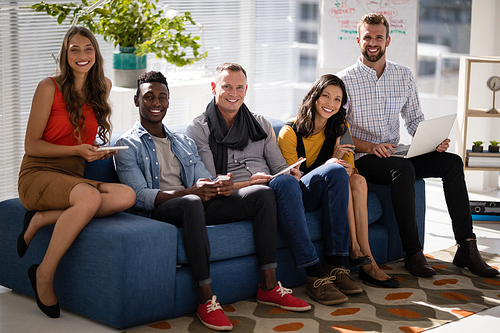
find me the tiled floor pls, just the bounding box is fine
[1,178,499,333]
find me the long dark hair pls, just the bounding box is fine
[58,26,111,145]
[295,74,348,139]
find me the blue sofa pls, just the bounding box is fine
[0,120,425,329]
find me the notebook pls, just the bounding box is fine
[391,114,457,158]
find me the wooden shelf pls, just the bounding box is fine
[465,167,500,171]
[467,109,500,117]
[457,56,500,172]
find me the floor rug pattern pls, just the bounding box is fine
[127,247,500,332]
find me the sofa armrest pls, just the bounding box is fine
[0,198,178,329]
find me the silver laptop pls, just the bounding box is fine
[392,114,457,158]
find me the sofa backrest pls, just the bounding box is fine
[83,118,286,183]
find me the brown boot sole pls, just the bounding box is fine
[339,288,363,295]
[305,289,348,305]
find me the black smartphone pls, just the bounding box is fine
[340,129,355,151]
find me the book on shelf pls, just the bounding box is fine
[466,150,500,167]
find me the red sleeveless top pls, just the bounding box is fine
[42,77,98,146]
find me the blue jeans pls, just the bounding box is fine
[269,163,350,268]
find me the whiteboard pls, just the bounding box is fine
[318,0,419,76]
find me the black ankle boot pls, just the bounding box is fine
[453,239,499,277]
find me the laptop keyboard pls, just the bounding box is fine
[392,149,408,156]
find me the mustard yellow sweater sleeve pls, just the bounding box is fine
[277,124,299,166]
[341,123,358,174]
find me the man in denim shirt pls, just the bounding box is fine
[114,71,310,331]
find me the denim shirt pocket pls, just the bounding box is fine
[176,151,200,167]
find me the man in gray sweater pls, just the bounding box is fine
[186,63,361,306]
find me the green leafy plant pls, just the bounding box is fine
[31,0,207,67]
[473,141,484,146]
[490,140,499,147]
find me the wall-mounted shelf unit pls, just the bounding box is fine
[456,56,500,171]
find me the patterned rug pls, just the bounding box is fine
[127,247,500,332]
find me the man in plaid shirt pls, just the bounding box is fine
[337,13,498,278]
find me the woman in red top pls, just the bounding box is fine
[17,26,136,318]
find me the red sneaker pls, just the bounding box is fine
[257,281,311,312]
[197,295,233,331]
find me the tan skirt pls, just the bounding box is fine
[18,155,103,211]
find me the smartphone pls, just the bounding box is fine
[96,146,129,151]
[272,158,307,177]
[339,130,355,151]
[213,175,230,182]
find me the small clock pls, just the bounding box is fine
[487,76,500,91]
[486,76,500,114]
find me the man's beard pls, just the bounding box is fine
[362,47,385,63]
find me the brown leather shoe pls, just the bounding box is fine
[453,239,499,277]
[324,264,363,294]
[404,251,436,277]
[306,276,348,305]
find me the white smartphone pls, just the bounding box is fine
[96,146,129,151]
[213,175,230,182]
[272,158,306,177]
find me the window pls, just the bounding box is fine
[299,54,317,82]
[417,0,472,95]
[300,2,318,21]
[164,0,296,119]
[299,30,318,44]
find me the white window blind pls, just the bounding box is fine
[0,0,296,202]
[161,0,296,119]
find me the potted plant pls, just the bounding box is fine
[489,140,500,153]
[31,0,207,87]
[472,141,484,152]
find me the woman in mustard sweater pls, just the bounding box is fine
[278,74,399,287]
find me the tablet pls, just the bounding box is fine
[96,146,129,151]
[272,158,306,177]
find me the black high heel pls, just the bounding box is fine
[28,264,60,318]
[358,266,400,288]
[17,211,36,258]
